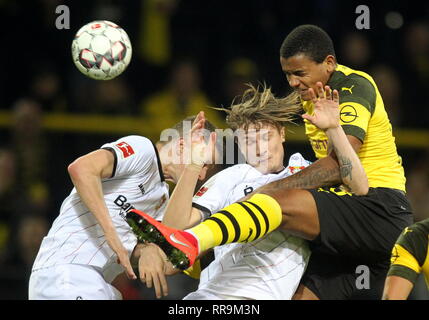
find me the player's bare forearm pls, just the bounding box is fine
[325,126,368,195]
[258,155,341,193]
[162,164,203,229]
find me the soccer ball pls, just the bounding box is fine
[71,20,132,80]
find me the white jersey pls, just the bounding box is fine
[31,135,169,283]
[186,153,311,300]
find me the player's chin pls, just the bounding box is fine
[165,177,175,183]
[254,162,271,174]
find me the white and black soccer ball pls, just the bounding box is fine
[71,20,132,80]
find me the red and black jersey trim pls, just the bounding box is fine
[101,147,118,178]
[192,203,211,219]
[150,141,165,182]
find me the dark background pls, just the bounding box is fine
[0,0,428,300]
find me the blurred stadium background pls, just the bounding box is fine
[0,0,428,299]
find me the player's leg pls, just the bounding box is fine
[127,193,285,269]
[127,190,318,269]
[264,188,320,240]
[292,284,320,300]
[295,187,413,299]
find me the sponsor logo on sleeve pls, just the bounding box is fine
[340,105,359,123]
[115,142,135,158]
[195,187,208,197]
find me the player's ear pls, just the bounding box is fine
[176,138,185,156]
[325,55,336,73]
[280,127,285,142]
[198,165,209,181]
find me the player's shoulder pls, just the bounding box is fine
[335,64,375,86]
[415,218,429,234]
[334,64,377,110]
[230,163,260,175]
[102,135,156,161]
[203,164,258,190]
[106,135,154,150]
[399,220,429,243]
[118,135,153,145]
[396,220,429,266]
[215,163,257,180]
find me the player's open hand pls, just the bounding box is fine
[189,111,216,166]
[137,243,171,298]
[302,82,340,131]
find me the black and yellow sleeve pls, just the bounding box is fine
[338,76,376,142]
[388,223,428,284]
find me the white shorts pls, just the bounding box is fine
[28,264,123,300]
[184,289,251,300]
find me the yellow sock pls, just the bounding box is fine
[185,194,283,253]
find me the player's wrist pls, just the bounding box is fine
[187,163,204,172]
[325,125,342,134]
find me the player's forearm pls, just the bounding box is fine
[162,164,202,229]
[258,155,341,193]
[326,126,368,195]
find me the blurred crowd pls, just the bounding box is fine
[0,0,428,299]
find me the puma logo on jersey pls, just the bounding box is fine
[341,85,355,94]
[403,227,413,235]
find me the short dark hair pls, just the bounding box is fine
[280,25,336,63]
[156,115,218,146]
[170,115,218,136]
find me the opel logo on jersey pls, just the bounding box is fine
[340,105,358,123]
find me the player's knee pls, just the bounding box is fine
[258,189,301,215]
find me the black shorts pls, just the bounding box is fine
[301,187,413,300]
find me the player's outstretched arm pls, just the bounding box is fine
[68,149,137,280]
[302,82,369,195]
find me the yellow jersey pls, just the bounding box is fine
[302,64,406,191]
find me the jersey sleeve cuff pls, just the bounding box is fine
[341,124,366,142]
[387,264,420,285]
[101,147,118,178]
[192,203,212,221]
